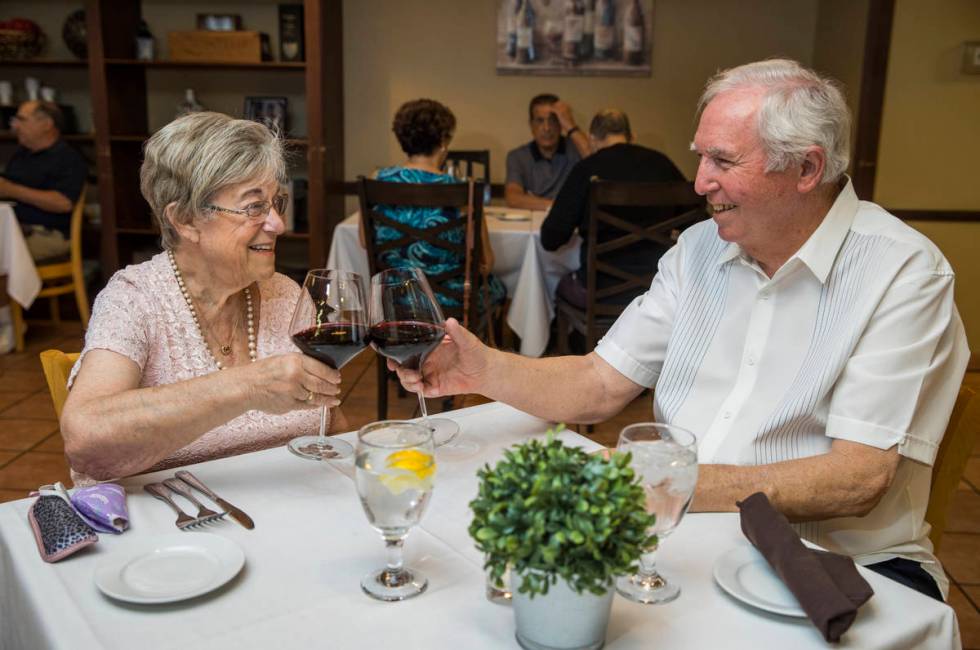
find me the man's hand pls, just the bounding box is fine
[388,317,490,398]
[549,100,577,133]
[0,177,12,198]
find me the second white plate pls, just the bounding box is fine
[94,532,245,604]
[713,544,806,618]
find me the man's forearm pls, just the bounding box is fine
[691,441,899,522]
[477,350,638,424]
[505,184,553,211]
[0,179,73,213]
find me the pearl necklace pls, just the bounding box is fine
[168,250,256,370]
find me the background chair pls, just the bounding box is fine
[556,180,706,354]
[926,383,980,553]
[357,176,495,420]
[445,149,490,186]
[11,186,89,352]
[39,349,80,421]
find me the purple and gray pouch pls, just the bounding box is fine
[28,482,129,563]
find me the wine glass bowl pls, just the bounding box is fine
[356,420,435,601]
[287,269,368,461]
[615,422,697,604]
[368,268,461,447]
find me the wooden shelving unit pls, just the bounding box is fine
[86,0,344,277]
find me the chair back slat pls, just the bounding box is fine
[356,176,486,331]
[39,350,80,420]
[555,180,706,353]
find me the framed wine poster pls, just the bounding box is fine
[496,0,653,77]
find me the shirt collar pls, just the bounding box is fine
[529,137,567,162]
[716,177,859,284]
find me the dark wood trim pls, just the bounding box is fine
[852,0,896,201]
[104,59,306,70]
[890,210,980,223]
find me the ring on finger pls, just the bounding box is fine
[304,389,315,403]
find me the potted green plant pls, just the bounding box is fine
[469,426,656,650]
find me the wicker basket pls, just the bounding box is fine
[0,28,45,60]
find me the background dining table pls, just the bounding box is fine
[0,402,961,649]
[326,206,581,357]
[0,202,41,310]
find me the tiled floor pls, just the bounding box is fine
[1,320,978,647]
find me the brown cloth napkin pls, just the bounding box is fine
[737,492,874,643]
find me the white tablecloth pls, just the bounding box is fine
[326,207,581,357]
[0,203,41,308]
[0,403,961,649]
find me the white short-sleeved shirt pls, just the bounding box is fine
[596,179,970,597]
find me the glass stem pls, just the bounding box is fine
[416,368,430,423]
[637,544,659,579]
[384,538,405,573]
[317,405,328,446]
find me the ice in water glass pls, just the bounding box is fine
[355,420,436,601]
[615,422,698,604]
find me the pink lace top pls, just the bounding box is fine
[68,252,323,484]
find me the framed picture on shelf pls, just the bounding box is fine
[197,14,243,31]
[244,96,288,135]
[278,4,305,62]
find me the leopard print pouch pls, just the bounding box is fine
[28,492,97,563]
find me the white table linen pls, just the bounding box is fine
[0,203,41,308]
[326,207,580,357]
[0,402,962,650]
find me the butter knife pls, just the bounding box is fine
[175,470,255,530]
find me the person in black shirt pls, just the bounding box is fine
[0,100,87,260]
[540,109,685,308]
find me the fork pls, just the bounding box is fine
[163,478,226,522]
[143,483,222,530]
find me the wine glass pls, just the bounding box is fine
[286,269,368,461]
[368,267,461,447]
[615,422,698,604]
[356,420,435,601]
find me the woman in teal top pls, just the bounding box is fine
[371,98,505,309]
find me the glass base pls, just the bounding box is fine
[425,417,461,447]
[361,567,428,601]
[287,436,354,461]
[615,571,680,604]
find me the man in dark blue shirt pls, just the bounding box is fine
[1,100,86,260]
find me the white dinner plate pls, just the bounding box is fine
[94,533,245,604]
[492,212,531,222]
[713,544,806,618]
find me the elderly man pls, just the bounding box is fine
[540,108,686,309]
[391,59,969,601]
[505,93,591,210]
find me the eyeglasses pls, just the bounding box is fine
[206,194,288,222]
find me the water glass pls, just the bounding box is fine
[356,420,435,601]
[615,422,698,604]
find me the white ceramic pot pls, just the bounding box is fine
[512,575,615,650]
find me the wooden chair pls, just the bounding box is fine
[11,186,89,352]
[556,180,706,354]
[446,149,490,186]
[925,383,980,553]
[39,349,80,421]
[357,176,494,420]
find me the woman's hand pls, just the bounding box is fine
[388,318,490,398]
[245,353,342,414]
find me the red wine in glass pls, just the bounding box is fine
[369,320,445,370]
[292,322,370,370]
[287,269,368,461]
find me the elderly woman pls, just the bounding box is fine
[61,112,341,484]
[363,98,506,308]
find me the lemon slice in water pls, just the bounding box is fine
[380,449,435,494]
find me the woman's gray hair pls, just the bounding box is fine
[697,59,850,184]
[140,111,287,249]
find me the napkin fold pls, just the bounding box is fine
[737,492,873,643]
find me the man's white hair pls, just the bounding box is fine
[697,59,850,184]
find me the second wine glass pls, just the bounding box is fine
[368,267,460,446]
[287,269,369,461]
